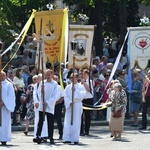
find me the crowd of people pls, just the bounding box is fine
[0,33,150,146]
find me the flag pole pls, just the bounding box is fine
[71,54,75,125]
[38,18,45,120]
[70,40,77,125]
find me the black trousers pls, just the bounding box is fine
[81,98,93,134]
[36,111,54,139]
[54,103,63,136]
[142,96,150,128]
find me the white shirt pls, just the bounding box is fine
[84,78,93,99]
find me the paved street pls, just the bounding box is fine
[1,125,150,150]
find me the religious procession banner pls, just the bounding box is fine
[34,8,68,65]
[68,25,95,69]
[127,27,150,70]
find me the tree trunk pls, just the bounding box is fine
[119,0,127,45]
[89,1,103,58]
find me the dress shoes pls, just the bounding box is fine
[33,138,37,143]
[36,137,42,144]
[63,141,71,144]
[50,138,54,144]
[24,131,28,136]
[1,142,7,146]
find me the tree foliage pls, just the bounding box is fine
[0,0,150,54]
[0,0,54,48]
[63,0,148,56]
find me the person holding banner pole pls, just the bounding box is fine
[36,69,58,144]
[63,73,86,144]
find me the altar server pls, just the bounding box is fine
[0,71,16,146]
[63,73,86,144]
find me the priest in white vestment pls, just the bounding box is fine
[0,71,16,146]
[63,73,86,144]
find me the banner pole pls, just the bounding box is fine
[71,55,75,125]
[38,18,45,120]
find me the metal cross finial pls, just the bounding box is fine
[46,3,54,11]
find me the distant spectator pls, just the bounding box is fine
[99,67,107,81]
[28,65,37,85]
[22,49,33,65]
[21,65,30,89]
[98,56,108,72]
[93,56,100,72]
[13,68,25,125]
[107,63,114,71]
[129,72,142,127]
[103,44,110,58]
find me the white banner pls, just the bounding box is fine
[68,25,95,69]
[128,27,150,70]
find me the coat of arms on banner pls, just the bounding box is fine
[43,20,56,41]
[68,25,95,69]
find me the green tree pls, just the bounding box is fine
[0,0,55,48]
[63,0,145,57]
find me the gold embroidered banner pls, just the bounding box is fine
[68,25,95,69]
[34,9,68,64]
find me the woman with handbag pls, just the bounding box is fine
[129,72,142,127]
[109,83,127,141]
[24,75,38,135]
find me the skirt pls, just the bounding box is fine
[129,99,140,113]
[109,112,125,132]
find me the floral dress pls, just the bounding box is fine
[25,84,35,124]
[109,89,127,132]
[110,90,127,113]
